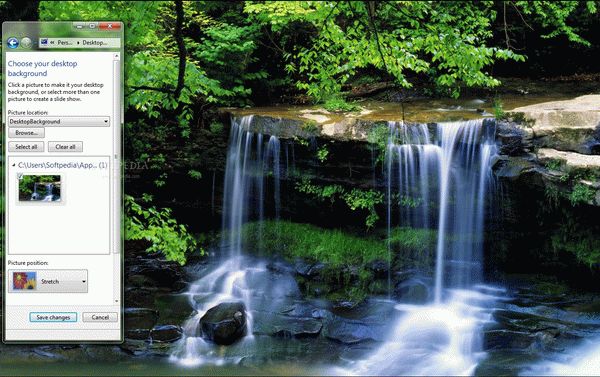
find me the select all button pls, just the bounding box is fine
[48,141,83,152]
[30,312,77,322]
[8,141,44,152]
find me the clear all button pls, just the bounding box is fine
[48,141,83,152]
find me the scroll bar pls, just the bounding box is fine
[112,53,121,305]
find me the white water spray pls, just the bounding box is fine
[171,115,281,366]
[352,119,499,376]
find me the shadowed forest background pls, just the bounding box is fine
[0,1,599,376]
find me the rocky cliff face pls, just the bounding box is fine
[224,95,600,207]
[498,95,600,206]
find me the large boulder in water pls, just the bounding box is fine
[200,302,247,345]
[393,277,430,303]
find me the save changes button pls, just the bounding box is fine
[30,312,77,322]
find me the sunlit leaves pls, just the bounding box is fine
[245,1,591,100]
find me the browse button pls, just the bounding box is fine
[82,312,118,323]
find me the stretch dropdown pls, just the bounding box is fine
[8,269,88,293]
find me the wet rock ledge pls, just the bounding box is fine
[222,95,600,206]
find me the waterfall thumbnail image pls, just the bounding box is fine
[18,175,61,202]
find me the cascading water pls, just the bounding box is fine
[30,182,40,200]
[171,115,281,366]
[523,336,600,376]
[30,182,56,201]
[42,183,54,202]
[351,119,501,376]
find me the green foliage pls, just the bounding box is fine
[551,215,600,269]
[295,178,344,203]
[241,220,388,267]
[301,120,319,134]
[187,169,202,180]
[343,189,385,229]
[194,18,266,106]
[569,183,595,206]
[124,195,200,265]
[396,194,423,208]
[238,221,438,301]
[39,0,267,181]
[18,175,60,198]
[367,123,390,164]
[544,185,560,208]
[295,179,384,228]
[513,1,597,46]
[240,220,391,302]
[387,227,437,253]
[545,158,564,171]
[293,136,311,147]
[367,124,389,151]
[316,145,329,162]
[209,121,225,134]
[493,98,506,119]
[246,1,531,99]
[322,96,360,112]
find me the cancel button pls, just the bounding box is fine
[82,312,118,322]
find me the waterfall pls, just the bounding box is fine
[30,182,40,200]
[171,115,281,366]
[352,119,500,376]
[42,183,54,202]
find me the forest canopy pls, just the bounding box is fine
[29,0,599,114]
[1,0,595,262]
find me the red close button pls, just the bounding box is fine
[99,22,121,30]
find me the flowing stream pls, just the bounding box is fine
[169,115,599,375]
[522,336,600,376]
[171,116,282,366]
[349,119,501,376]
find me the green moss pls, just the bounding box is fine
[552,231,600,269]
[506,111,535,128]
[240,220,388,267]
[388,227,438,270]
[209,121,224,134]
[301,120,319,134]
[545,158,564,171]
[533,278,569,296]
[322,96,360,112]
[236,221,440,302]
[388,227,437,251]
[367,123,390,165]
[239,221,437,273]
[367,123,389,150]
[569,183,595,206]
[549,212,600,269]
